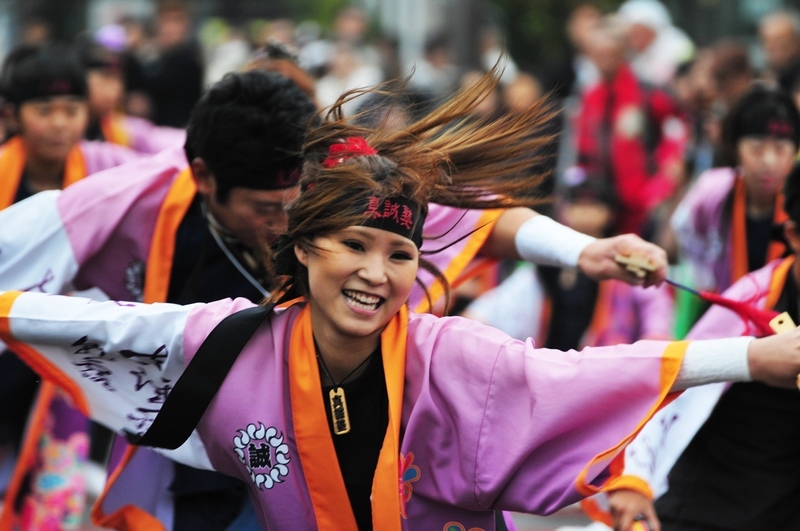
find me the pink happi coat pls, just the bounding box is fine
[581,281,674,347]
[0,289,686,530]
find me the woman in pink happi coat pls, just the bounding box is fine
[2,70,800,531]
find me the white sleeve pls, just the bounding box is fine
[0,291,215,471]
[0,190,79,294]
[672,336,753,391]
[514,215,596,268]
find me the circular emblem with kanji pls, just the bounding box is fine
[233,423,290,489]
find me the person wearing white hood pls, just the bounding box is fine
[618,0,695,87]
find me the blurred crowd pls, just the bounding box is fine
[2,0,800,529]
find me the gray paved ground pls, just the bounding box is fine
[513,506,593,531]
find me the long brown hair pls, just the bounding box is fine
[265,66,557,310]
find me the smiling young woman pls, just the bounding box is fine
[3,69,800,531]
[295,225,419,379]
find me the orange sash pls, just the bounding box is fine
[142,168,196,304]
[289,303,406,530]
[100,114,131,148]
[730,176,787,283]
[765,256,795,311]
[0,136,87,210]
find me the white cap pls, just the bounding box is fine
[618,0,672,31]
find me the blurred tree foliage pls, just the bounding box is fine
[285,0,351,30]
[489,0,623,83]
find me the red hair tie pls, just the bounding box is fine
[322,136,377,168]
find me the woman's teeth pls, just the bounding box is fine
[343,290,382,310]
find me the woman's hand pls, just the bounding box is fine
[748,328,800,388]
[608,488,660,531]
[577,234,668,288]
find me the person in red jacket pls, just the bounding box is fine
[572,18,688,236]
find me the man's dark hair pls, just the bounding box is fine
[0,44,88,107]
[721,83,800,166]
[184,70,318,203]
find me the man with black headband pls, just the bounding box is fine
[670,83,800,333]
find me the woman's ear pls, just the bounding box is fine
[294,243,309,267]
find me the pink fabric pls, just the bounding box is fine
[119,116,186,155]
[586,282,675,346]
[410,205,495,310]
[79,140,140,175]
[672,167,737,293]
[176,299,679,529]
[0,289,682,530]
[589,259,783,516]
[57,146,189,299]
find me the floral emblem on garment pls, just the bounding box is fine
[443,523,485,531]
[398,452,420,518]
[233,423,290,489]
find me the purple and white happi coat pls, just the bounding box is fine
[0,290,685,530]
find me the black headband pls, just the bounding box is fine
[356,195,425,248]
[729,90,800,147]
[6,77,86,106]
[272,194,426,277]
[736,115,797,142]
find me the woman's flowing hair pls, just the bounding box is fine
[264,65,558,310]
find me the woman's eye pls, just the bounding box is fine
[392,252,413,261]
[343,240,364,251]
